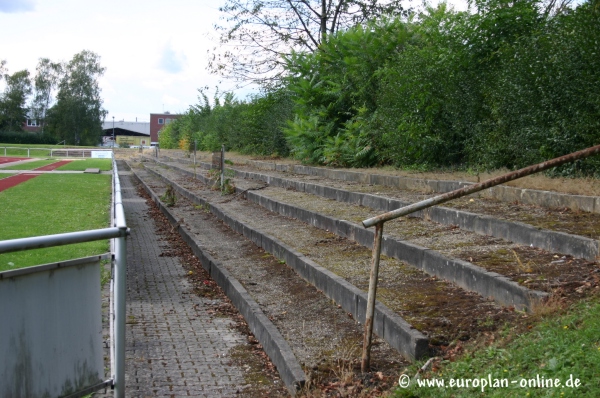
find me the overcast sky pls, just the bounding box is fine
[0,0,467,123]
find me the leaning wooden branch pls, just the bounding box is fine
[413,357,437,381]
[219,185,268,203]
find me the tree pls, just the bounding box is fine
[0,59,7,82]
[31,58,62,133]
[208,0,404,84]
[0,69,32,131]
[46,50,107,145]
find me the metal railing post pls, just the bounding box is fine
[113,233,126,398]
[361,222,383,372]
[112,159,127,398]
[220,144,225,191]
[107,158,127,397]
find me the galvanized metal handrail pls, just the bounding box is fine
[0,155,128,398]
[0,228,126,254]
[360,143,600,372]
[111,156,128,398]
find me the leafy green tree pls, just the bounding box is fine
[0,69,32,131]
[45,50,107,145]
[285,17,411,166]
[470,0,600,173]
[0,59,7,82]
[30,58,62,134]
[209,0,404,84]
[158,117,182,149]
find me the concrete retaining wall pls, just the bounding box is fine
[132,171,307,395]
[141,165,430,360]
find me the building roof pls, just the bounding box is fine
[102,120,150,136]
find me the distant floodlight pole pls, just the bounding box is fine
[112,116,115,148]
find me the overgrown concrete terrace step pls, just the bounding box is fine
[130,167,415,387]
[138,162,525,357]
[229,157,600,214]
[137,164,430,360]
[145,160,548,311]
[131,171,303,394]
[156,154,600,213]
[151,156,599,262]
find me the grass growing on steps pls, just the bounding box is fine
[393,296,600,397]
[0,173,112,271]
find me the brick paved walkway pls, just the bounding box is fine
[98,170,248,397]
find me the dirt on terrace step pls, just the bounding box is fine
[249,187,599,297]
[143,158,600,301]
[162,154,600,239]
[152,149,600,196]
[132,165,409,397]
[135,161,522,353]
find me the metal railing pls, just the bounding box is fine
[360,144,600,372]
[0,157,129,397]
[0,146,114,158]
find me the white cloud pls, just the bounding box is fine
[0,0,34,13]
[158,41,187,74]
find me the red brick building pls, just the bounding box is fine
[150,112,181,145]
[23,118,42,132]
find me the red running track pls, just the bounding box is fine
[0,159,73,192]
[34,160,73,171]
[0,173,40,192]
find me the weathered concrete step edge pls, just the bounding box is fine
[153,157,599,261]
[159,156,600,214]
[147,158,549,310]
[236,159,600,214]
[142,165,430,361]
[232,169,599,262]
[131,170,306,395]
[245,189,549,311]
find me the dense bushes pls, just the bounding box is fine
[286,0,600,173]
[164,0,600,175]
[159,88,293,157]
[0,130,55,145]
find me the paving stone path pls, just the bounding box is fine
[97,170,249,397]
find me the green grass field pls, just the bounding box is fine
[1,158,113,171]
[0,173,112,271]
[57,159,113,171]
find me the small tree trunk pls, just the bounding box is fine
[320,0,327,45]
